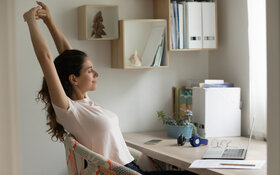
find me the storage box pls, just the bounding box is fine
[192,87,241,137]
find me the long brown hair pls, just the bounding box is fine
[36,49,87,142]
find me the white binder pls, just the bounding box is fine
[178,3,184,49]
[202,2,216,48]
[185,2,202,49]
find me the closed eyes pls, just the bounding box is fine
[86,66,94,73]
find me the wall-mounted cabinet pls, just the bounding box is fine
[153,0,218,51]
[111,19,169,69]
[78,5,119,40]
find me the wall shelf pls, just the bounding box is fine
[111,19,169,69]
[78,4,119,40]
[77,1,218,71]
[153,0,218,51]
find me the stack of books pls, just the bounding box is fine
[151,29,167,67]
[141,26,166,67]
[199,79,234,88]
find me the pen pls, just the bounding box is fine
[220,163,256,167]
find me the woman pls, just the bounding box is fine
[24,2,193,175]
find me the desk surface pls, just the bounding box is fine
[124,131,267,175]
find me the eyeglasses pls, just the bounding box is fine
[209,139,239,149]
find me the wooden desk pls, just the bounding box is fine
[124,131,267,175]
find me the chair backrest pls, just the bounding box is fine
[63,134,141,175]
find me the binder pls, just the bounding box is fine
[202,2,216,48]
[182,1,188,49]
[172,87,180,120]
[173,1,179,49]
[185,2,202,49]
[170,2,177,49]
[178,3,184,49]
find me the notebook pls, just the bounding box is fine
[203,118,255,160]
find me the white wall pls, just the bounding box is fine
[0,0,19,174]
[0,2,12,171]
[15,0,208,174]
[208,0,250,135]
[266,0,280,174]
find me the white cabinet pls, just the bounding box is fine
[192,87,241,137]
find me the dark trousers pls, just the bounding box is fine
[125,161,197,175]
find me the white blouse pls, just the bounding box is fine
[52,96,134,165]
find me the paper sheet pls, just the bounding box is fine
[189,160,265,169]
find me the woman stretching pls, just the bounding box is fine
[24,2,194,175]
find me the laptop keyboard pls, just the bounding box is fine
[222,149,245,158]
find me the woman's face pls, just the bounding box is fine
[76,57,99,92]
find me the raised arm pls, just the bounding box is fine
[36,1,72,54]
[24,6,68,109]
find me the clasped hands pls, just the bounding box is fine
[23,1,51,23]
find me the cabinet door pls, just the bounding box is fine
[186,2,202,49]
[202,2,216,48]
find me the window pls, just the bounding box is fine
[247,0,267,139]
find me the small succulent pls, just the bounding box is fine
[177,119,188,126]
[166,119,177,125]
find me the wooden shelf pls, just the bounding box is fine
[153,0,218,51]
[77,1,218,70]
[124,66,169,69]
[170,48,218,52]
[78,5,119,40]
[111,19,169,69]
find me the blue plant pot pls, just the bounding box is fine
[165,124,193,138]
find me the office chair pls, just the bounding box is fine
[64,134,158,175]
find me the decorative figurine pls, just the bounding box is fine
[91,11,106,38]
[129,50,142,67]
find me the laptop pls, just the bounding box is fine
[203,118,255,160]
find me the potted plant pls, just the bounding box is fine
[157,110,195,139]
